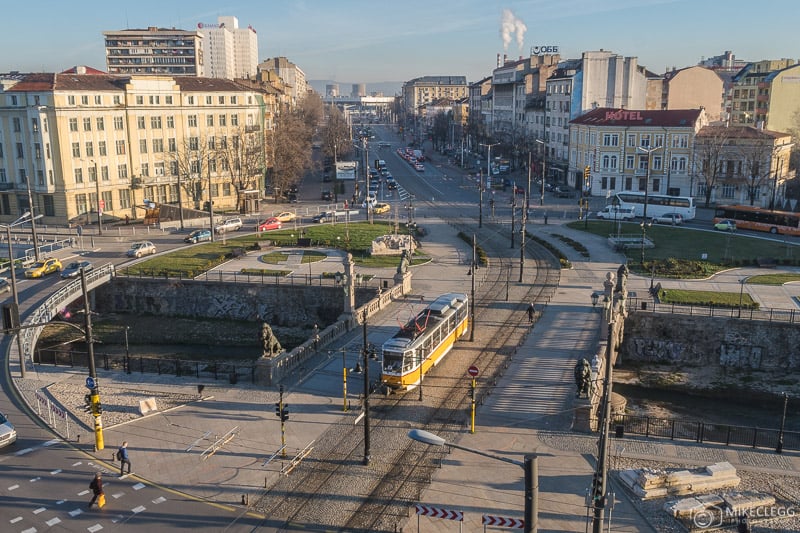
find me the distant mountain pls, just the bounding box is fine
[309,80,402,97]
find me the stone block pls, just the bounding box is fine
[723,492,775,514]
[138,397,158,415]
[664,494,725,517]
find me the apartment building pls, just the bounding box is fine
[402,76,468,117]
[0,73,266,226]
[729,59,799,131]
[200,16,259,80]
[257,57,308,106]
[650,66,725,121]
[104,27,204,76]
[569,108,708,197]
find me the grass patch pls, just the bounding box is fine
[657,287,758,308]
[746,273,800,285]
[260,251,289,264]
[301,250,327,263]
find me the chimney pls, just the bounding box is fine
[77,66,86,74]
[504,54,508,64]
[497,53,501,67]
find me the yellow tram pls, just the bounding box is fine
[381,293,469,390]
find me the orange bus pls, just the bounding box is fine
[713,205,800,236]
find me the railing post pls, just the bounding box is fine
[752,428,758,448]
[670,419,675,440]
[726,426,731,445]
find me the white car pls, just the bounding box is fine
[596,205,636,220]
[127,241,156,258]
[215,217,243,234]
[652,213,684,225]
[0,412,17,448]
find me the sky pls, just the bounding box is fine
[2,0,797,90]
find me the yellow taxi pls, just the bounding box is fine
[372,202,391,215]
[275,211,297,222]
[24,258,63,278]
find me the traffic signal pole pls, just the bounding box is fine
[275,384,288,457]
[81,268,104,451]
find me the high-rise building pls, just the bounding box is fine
[258,57,308,105]
[104,27,203,76]
[199,16,258,80]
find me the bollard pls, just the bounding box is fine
[241,494,249,505]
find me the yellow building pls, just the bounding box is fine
[0,72,266,226]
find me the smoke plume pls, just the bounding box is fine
[500,9,527,52]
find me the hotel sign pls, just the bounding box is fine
[605,110,644,121]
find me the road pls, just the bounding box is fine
[1,230,267,532]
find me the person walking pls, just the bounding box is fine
[527,302,535,324]
[117,441,131,476]
[88,472,104,508]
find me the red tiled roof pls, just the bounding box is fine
[570,107,703,127]
[696,125,789,139]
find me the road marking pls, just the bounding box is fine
[30,476,41,482]
[15,447,34,456]
[10,516,22,523]
[33,506,46,514]
[46,517,62,526]
[152,496,166,504]
[132,505,146,514]
[68,509,82,517]
[132,483,145,491]
[88,524,103,532]
[21,527,36,533]
[42,439,60,447]
[8,484,19,490]
[50,469,62,475]
[112,492,124,499]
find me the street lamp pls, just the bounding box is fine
[2,212,39,378]
[23,173,42,259]
[535,139,546,207]
[480,141,500,191]
[468,234,477,342]
[636,146,661,264]
[776,392,788,454]
[124,326,131,374]
[738,277,747,318]
[408,429,538,533]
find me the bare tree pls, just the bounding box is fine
[694,126,733,207]
[321,105,352,163]
[266,110,313,202]
[298,92,324,131]
[738,135,776,206]
[167,133,217,209]
[216,127,264,212]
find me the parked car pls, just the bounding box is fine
[256,218,283,232]
[0,277,10,294]
[372,202,391,215]
[274,211,296,223]
[24,258,63,278]
[127,241,156,258]
[386,178,398,190]
[513,185,525,195]
[321,190,333,201]
[652,213,684,225]
[554,186,576,198]
[714,219,737,232]
[216,217,243,234]
[414,162,425,172]
[0,412,17,448]
[60,260,94,279]
[184,229,212,244]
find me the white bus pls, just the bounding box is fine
[614,192,696,221]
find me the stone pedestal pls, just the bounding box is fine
[393,271,412,294]
[572,397,595,433]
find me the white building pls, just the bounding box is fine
[199,16,258,80]
[258,57,308,104]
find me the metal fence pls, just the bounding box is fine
[612,413,800,452]
[34,348,257,384]
[627,298,800,325]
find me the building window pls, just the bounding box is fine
[0,142,3,158]
[0,169,5,182]
[189,137,199,150]
[96,117,105,131]
[101,166,109,181]
[99,141,107,156]
[75,168,84,183]
[231,96,237,104]
[95,95,102,105]
[113,95,121,105]
[219,114,226,126]
[114,117,124,130]
[31,118,39,132]
[136,96,144,105]
[68,95,76,105]
[119,189,131,209]
[151,116,162,129]
[153,138,164,153]
[206,115,214,127]
[85,142,94,157]
[187,95,195,105]
[118,164,128,179]
[139,139,148,153]
[625,155,635,169]
[170,161,178,175]
[188,115,197,127]
[601,154,618,170]
[640,134,651,148]
[137,116,146,129]
[206,96,212,105]
[34,143,42,159]
[166,116,175,128]
[37,170,44,185]
[81,95,89,105]
[101,191,113,211]
[223,182,231,196]
[83,117,92,131]
[670,156,687,172]
[149,95,160,105]
[75,194,87,214]
[168,138,176,152]
[230,114,238,126]
[141,163,149,177]
[218,96,225,104]
[69,118,78,132]
[88,165,97,182]
[154,162,165,176]
[72,142,81,158]
[115,140,126,155]
[208,136,215,149]
[165,95,173,105]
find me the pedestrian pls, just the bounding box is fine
[117,441,131,476]
[124,214,130,225]
[88,472,104,508]
[527,302,535,323]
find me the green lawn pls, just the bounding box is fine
[121,221,427,277]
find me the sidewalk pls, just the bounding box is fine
[10,215,800,532]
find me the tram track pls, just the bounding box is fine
[251,211,562,532]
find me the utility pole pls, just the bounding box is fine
[591,318,615,532]
[207,157,215,241]
[469,234,476,342]
[81,268,105,451]
[362,308,371,465]
[520,153,530,282]
[478,171,484,228]
[25,173,42,259]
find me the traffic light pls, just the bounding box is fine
[84,394,92,413]
[275,402,281,418]
[90,393,102,416]
[583,165,591,183]
[281,404,289,422]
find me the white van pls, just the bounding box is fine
[596,205,635,220]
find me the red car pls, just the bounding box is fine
[256,218,282,231]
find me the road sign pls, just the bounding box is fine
[467,365,479,377]
[482,514,524,529]
[415,504,463,521]
[85,377,96,390]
